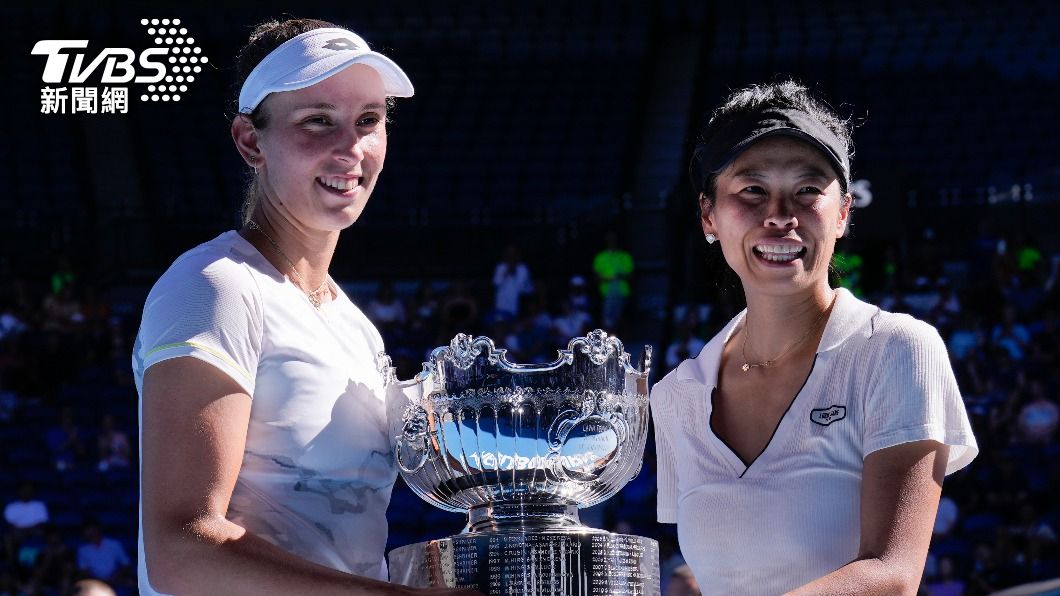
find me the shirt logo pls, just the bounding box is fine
[811,405,846,426]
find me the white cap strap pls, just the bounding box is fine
[238,27,414,114]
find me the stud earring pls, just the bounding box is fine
[705,233,717,244]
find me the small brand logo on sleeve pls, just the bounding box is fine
[810,405,846,426]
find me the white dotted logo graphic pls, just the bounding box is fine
[139,18,208,103]
[32,16,209,114]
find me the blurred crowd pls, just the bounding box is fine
[372,238,635,381]
[1,228,1058,595]
[1,260,138,595]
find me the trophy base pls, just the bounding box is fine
[389,530,660,595]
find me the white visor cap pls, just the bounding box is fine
[238,27,414,114]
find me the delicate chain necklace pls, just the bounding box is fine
[740,291,837,372]
[246,220,330,308]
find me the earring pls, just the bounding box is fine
[705,233,717,244]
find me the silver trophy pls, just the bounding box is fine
[382,330,659,595]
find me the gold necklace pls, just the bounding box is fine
[246,220,330,308]
[740,291,837,372]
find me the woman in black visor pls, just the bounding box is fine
[651,80,979,595]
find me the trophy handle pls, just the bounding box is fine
[394,400,431,474]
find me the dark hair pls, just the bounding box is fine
[228,18,339,224]
[692,80,855,201]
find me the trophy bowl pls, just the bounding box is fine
[382,330,659,594]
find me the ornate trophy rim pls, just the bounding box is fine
[379,329,651,389]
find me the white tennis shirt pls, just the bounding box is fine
[133,231,396,595]
[652,288,978,595]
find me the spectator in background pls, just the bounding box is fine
[366,281,406,333]
[95,414,130,472]
[32,526,75,594]
[567,275,592,314]
[924,556,965,596]
[41,283,83,334]
[0,382,18,423]
[832,246,864,297]
[928,278,962,328]
[879,287,913,315]
[50,255,76,298]
[593,230,634,331]
[947,312,983,362]
[1026,310,1060,377]
[553,297,593,341]
[881,246,901,292]
[514,293,553,362]
[75,521,129,584]
[45,406,85,472]
[438,281,480,343]
[992,306,1031,361]
[1015,234,1043,277]
[665,314,706,370]
[1010,503,1057,547]
[1016,380,1059,445]
[552,276,593,341]
[492,244,532,318]
[404,282,441,361]
[106,318,133,386]
[3,483,48,531]
[0,298,27,342]
[1046,256,1060,295]
[967,543,1004,594]
[79,285,111,331]
[487,310,520,360]
[3,482,49,562]
[934,495,960,537]
[410,283,439,329]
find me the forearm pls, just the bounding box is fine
[784,557,917,596]
[147,514,408,596]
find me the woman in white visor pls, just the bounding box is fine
[133,18,476,595]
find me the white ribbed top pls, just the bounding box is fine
[652,288,977,595]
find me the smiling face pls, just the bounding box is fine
[701,136,850,297]
[241,63,388,232]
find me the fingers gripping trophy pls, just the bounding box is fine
[381,330,660,595]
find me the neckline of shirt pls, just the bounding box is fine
[225,229,346,312]
[672,287,879,388]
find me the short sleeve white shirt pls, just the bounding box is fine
[493,262,532,315]
[651,288,978,595]
[133,231,396,595]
